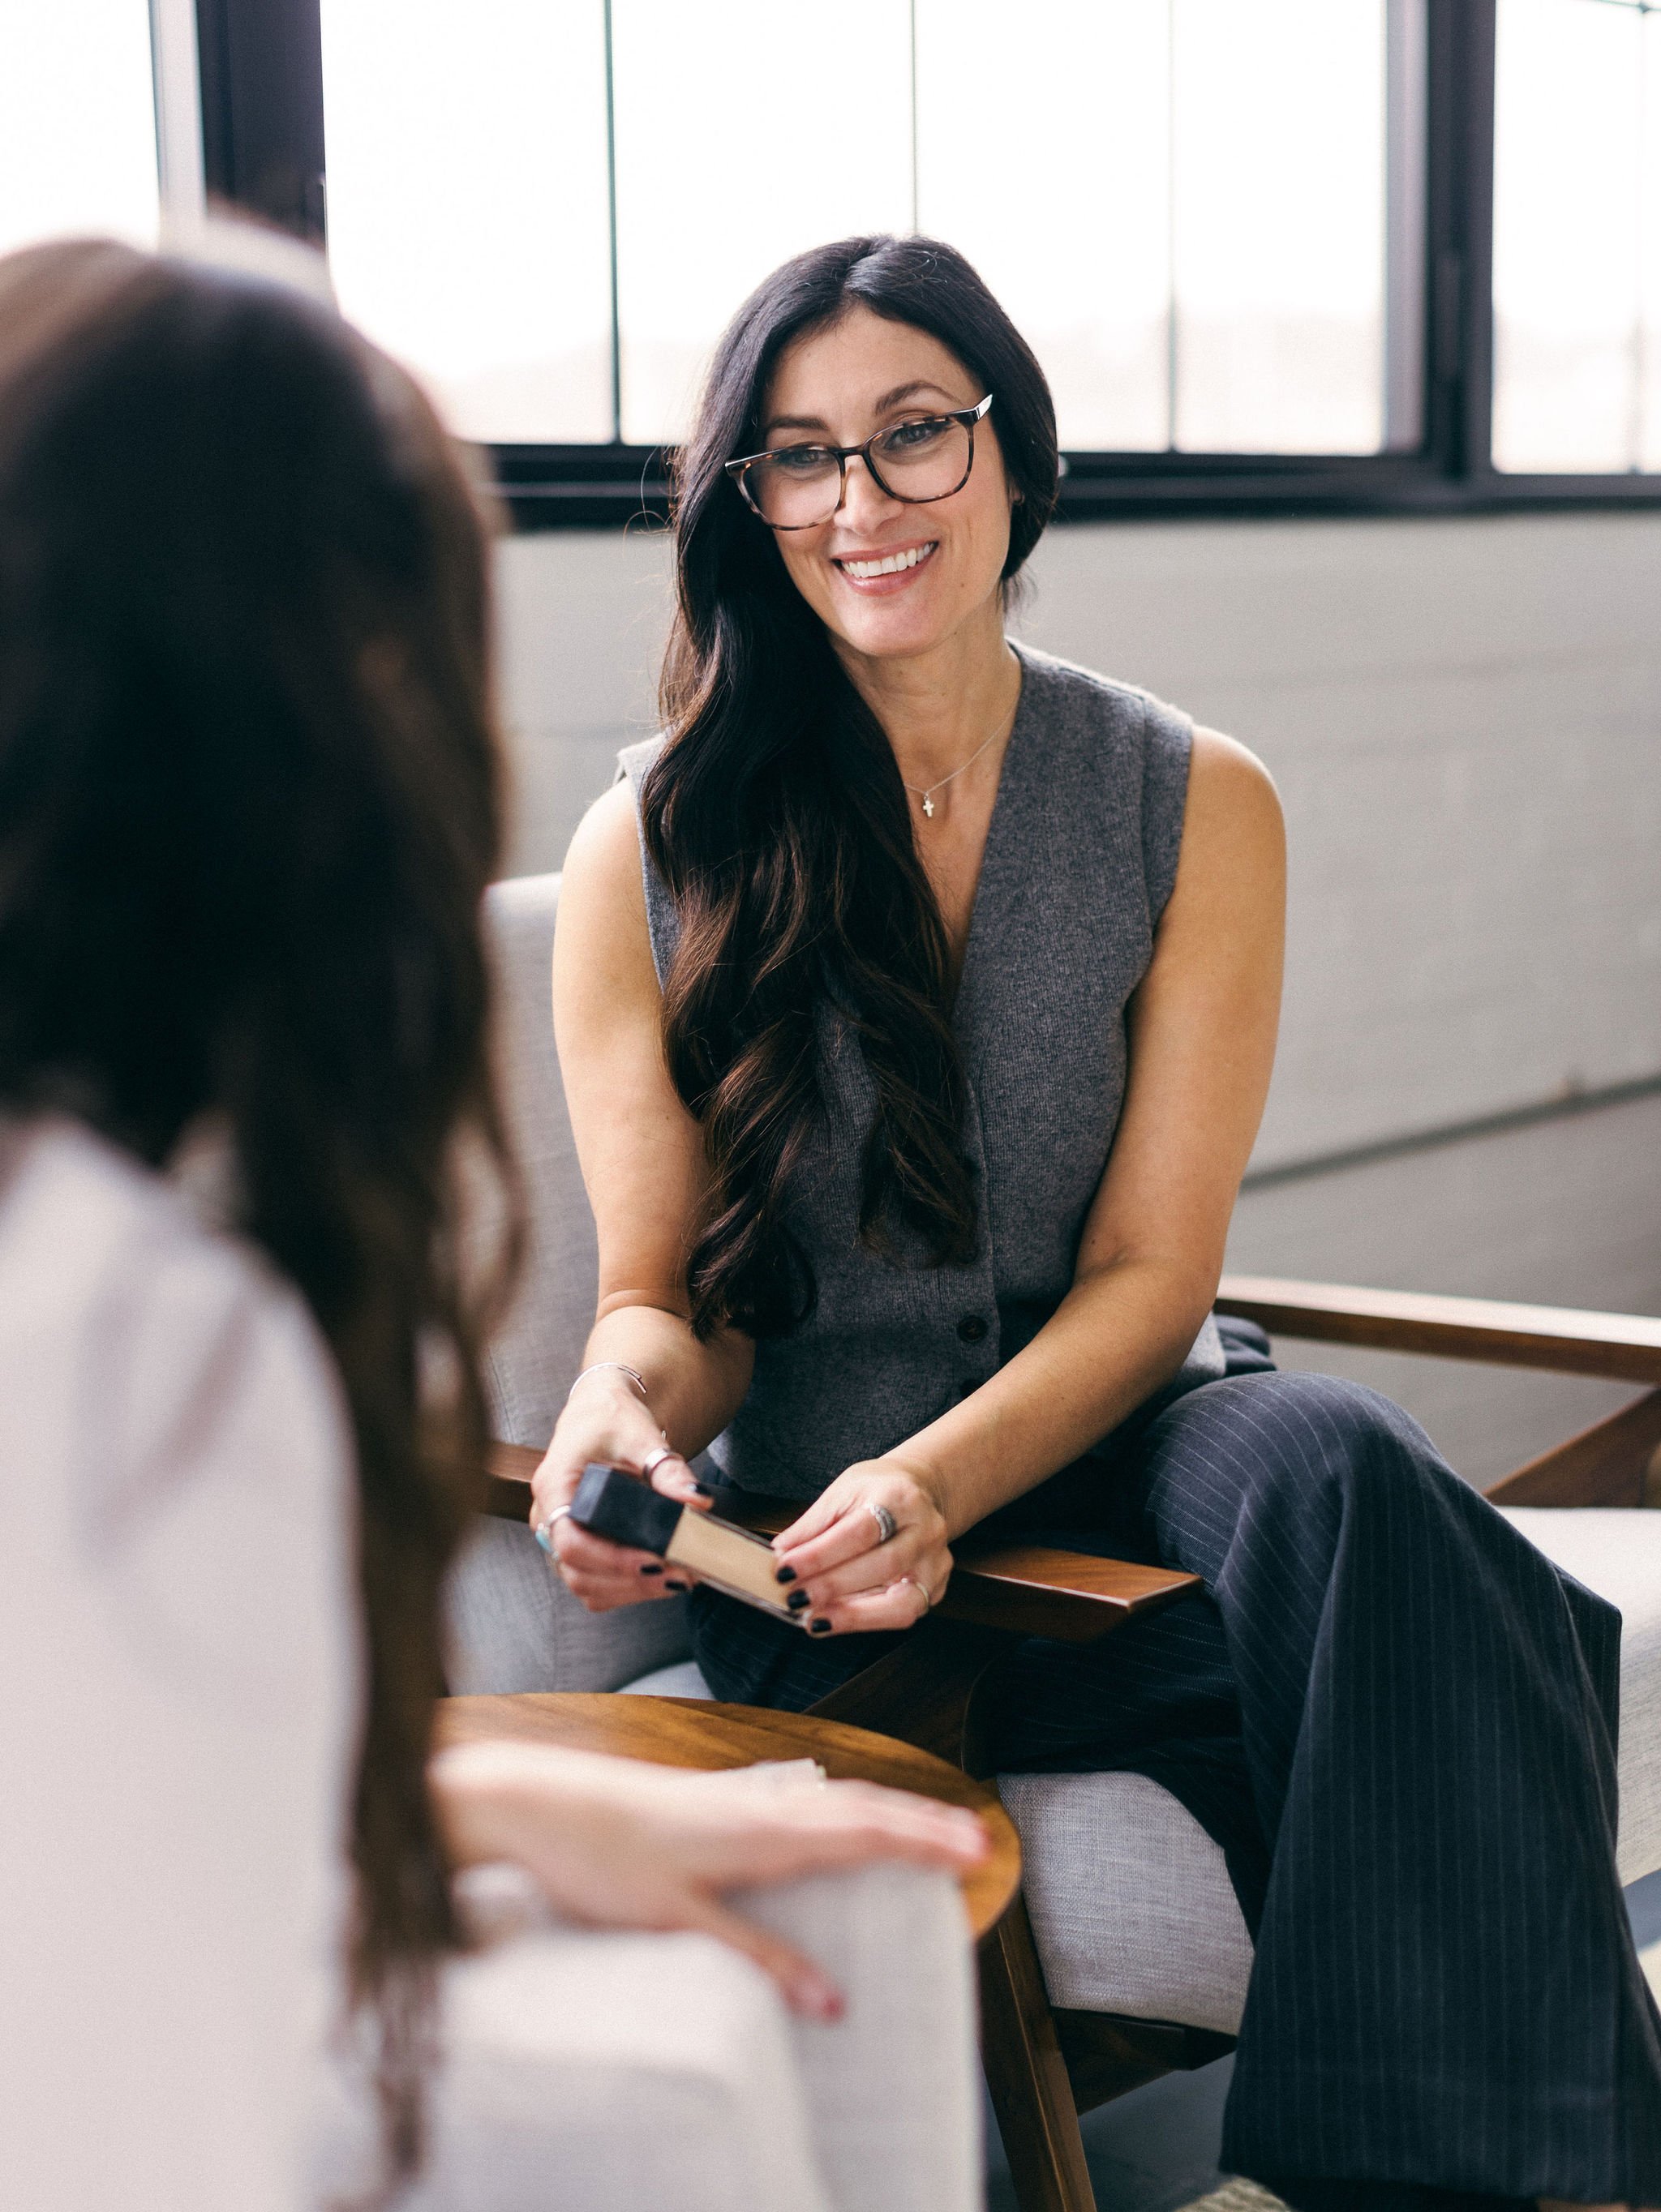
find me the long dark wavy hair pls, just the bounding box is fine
[646,234,1058,1340]
[0,238,515,2190]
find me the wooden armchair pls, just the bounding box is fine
[460,874,1661,2212]
[477,1275,1661,2212]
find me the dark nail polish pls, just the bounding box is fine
[639,1563,663,1576]
[786,1588,809,1612]
[775,1565,796,1584]
[693,1481,715,1497]
[809,1618,831,1635]
[665,1579,688,1592]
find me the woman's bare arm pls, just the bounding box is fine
[533,780,753,1607]
[775,728,1285,1623]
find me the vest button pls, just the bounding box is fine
[956,1314,988,1344]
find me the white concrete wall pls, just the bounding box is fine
[1015,512,1661,1170]
[495,524,674,880]
[494,509,1661,1482]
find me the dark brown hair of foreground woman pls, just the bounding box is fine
[0,237,513,2189]
[648,234,1059,1340]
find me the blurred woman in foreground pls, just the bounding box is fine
[0,234,986,2212]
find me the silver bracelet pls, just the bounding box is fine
[567,1360,650,1407]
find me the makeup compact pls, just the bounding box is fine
[569,1462,802,1623]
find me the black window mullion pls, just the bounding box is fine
[195,0,324,244]
[1423,0,1496,484]
[1459,2,1497,491]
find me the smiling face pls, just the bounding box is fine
[753,304,1017,671]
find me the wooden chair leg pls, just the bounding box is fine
[979,1893,1097,2212]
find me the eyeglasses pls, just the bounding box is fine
[724,394,994,531]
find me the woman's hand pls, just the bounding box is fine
[770,1460,954,1636]
[529,1368,709,1612]
[431,1739,990,2021]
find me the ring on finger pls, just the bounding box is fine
[867,1500,898,1546]
[639,1444,682,1482]
[899,1571,933,1614]
[534,1503,572,1555]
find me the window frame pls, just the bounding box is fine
[196,0,1661,528]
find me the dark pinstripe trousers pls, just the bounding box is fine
[691,1327,1661,2208]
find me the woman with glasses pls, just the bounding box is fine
[540,234,1661,2211]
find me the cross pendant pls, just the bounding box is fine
[921,793,935,817]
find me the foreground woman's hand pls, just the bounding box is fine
[770,1460,954,1635]
[529,1366,709,1612]
[431,1739,990,2021]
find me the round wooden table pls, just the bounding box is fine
[437,1691,1022,1940]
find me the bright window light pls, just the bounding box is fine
[1492,0,1660,474]
[0,0,160,258]
[914,0,1173,452]
[1170,0,1387,454]
[320,0,613,443]
[918,0,1395,455]
[610,0,912,446]
[315,0,1416,457]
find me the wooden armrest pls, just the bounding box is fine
[942,1537,1197,1642]
[717,1490,1195,1644]
[1217,1274,1661,1386]
[480,1447,1197,1645]
[483,1440,544,1518]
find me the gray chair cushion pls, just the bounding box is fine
[1499,1507,1661,1885]
[620,1660,715,1700]
[448,1518,695,1696]
[477,873,603,1450]
[445,873,694,1694]
[1001,1768,1253,2032]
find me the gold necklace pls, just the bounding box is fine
[901,696,1019,819]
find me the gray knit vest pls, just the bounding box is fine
[619,642,1224,1502]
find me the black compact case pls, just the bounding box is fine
[569,1462,802,1622]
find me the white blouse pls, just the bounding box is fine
[0,1119,361,2212]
